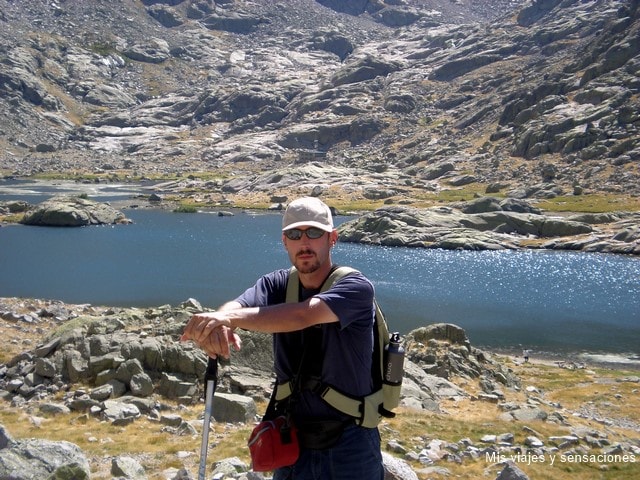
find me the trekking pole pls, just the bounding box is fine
[198,380,215,480]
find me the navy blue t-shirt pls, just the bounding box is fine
[234,267,375,421]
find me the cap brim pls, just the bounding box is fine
[282,221,334,232]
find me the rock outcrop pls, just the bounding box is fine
[0,299,514,411]
[338,198,640,254]
[20,195,131,226]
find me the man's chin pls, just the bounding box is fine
[295,260,320,274]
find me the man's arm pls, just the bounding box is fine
[182,297,338,357]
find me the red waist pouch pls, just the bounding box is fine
[248,415,299,472]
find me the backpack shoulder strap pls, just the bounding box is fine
[285,267,298,303]
[321,266,359,291]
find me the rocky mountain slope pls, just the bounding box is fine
[1,0,638,210]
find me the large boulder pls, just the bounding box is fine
[329,55,403,87]
[123,38,171,64]
[200,11,267,33]
[20,195,130,226]
[382,451,419,480]
[0,426,91,480]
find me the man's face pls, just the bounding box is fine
[283,227,337,274]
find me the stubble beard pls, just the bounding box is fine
[295,249,321,274]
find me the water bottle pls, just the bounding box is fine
[384,332,405,385]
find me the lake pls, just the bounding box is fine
[1,179,639,363]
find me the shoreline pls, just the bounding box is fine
[487,346,640,372]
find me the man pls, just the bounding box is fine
[181,196,384,479]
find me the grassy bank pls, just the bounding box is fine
[3,173,640,215]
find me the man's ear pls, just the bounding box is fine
[329,230,338,246]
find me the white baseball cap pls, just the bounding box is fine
[282,197,334,232]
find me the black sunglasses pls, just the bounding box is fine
[284,227,327,240]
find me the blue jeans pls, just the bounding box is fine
[273,424,384,480]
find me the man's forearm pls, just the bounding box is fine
[226,298,337,333]
[217,300,242,312]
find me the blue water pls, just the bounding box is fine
[1,181,639,357]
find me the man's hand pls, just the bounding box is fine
[181,312,242,359]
